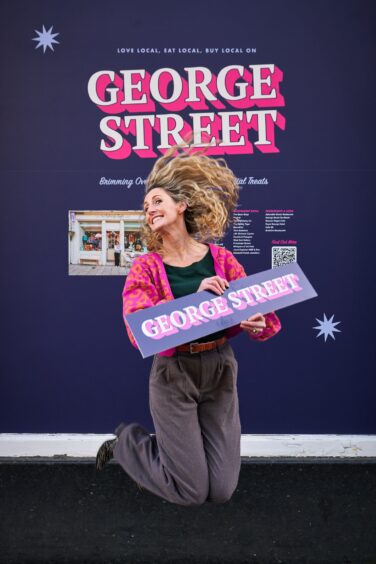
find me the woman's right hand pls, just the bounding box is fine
[197,276,230,295]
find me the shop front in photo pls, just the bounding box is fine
[68,211,147,271]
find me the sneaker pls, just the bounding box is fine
[95,438,117,471]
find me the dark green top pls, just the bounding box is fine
[163,248,226,344]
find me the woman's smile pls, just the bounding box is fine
[149,211,166,229]
[150,214,164,225]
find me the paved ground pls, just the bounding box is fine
[69,265,129,276]
[1,459,375,563]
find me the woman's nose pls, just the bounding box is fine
[147,207,158,221]
[147,203,157,213]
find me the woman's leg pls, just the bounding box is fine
[113,354,209,506]
[198,342,241,503]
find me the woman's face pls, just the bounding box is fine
[144,188,186,234]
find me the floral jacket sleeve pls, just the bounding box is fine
[122,258,169,349]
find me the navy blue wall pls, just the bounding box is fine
[1,0,375,433]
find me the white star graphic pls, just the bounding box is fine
[32,25,60,53]
[313,313,341,342]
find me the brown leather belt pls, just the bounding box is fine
[176,336,227,354]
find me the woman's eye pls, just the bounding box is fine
[144,198,161,211]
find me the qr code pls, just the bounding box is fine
[271,246,297,268]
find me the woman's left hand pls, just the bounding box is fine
[240,312,266,334]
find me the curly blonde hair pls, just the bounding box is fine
[141,143,239,255]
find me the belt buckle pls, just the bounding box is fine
[189,342,200,354]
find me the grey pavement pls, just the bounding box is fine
[69,264,129,276]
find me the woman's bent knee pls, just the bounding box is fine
[169,482,209,506]
[208,482,237,504]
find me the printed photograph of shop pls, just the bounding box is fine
[68,210,147,275]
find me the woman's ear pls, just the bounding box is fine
[178,201,187,214]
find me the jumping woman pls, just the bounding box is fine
[96,144,282,506]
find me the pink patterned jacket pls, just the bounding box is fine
[122,243,282,356]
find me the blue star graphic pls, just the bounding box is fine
[32,25,60,53]
[313,313,341,342]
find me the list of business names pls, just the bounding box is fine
[232,210,261,255]
[265,210,294,232]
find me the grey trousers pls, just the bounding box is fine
[113,340,241,506]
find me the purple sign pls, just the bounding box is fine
[125,262,317,358]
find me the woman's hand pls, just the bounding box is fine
[197,276,229,295]
[240,312,266,334]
